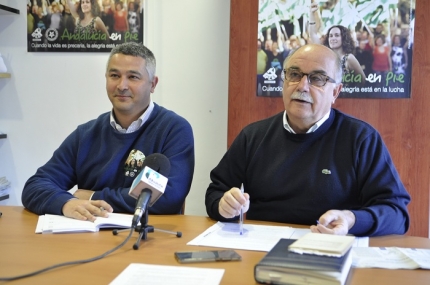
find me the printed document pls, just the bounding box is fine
[188,222,368,252]
[352,247,430,269]
[109,263,224,285]
[188,222,312,251]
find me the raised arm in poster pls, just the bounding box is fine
[257,0,415,98]
[27,0,144,52]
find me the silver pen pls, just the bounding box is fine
[239,184,244,235]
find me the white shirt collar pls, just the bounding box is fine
[283,110,330,134]
[110,100,154,133]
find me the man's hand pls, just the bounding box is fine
[62,199,113,222]
[310,210,356,235]
[218,187,250,219]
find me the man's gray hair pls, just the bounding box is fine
[108,42,156,80]
[283,45,343,84]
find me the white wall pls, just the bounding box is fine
[0,0,230,216]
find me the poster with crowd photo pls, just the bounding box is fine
[27,0,144,52]
[257,0,415,98]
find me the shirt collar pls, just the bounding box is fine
[283,110,330,134]
[110,100,154,133]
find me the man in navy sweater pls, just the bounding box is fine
[205,44,410,237]
[22,42,195,221]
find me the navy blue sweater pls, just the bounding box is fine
[206,109,410,237]
[22,103,195,215]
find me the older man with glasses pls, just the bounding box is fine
[205,44,410,237]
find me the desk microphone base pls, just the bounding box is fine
[112,210,182,250]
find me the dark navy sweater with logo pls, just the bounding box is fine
[206,109,410,237]
[22,103,194,216]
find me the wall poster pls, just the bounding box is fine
[27,0,144,52]
[257,0,415,98]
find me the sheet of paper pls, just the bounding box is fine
[187,222,311,252]
[397,247,430,269]
[351,247,430,269]
[187,222,369,252]
[354,236,369,247]
[109,263,225,285]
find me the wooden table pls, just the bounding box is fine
[1,206,430,284]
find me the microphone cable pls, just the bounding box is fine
[0,227,135,281]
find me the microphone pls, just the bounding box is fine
[128,153,171,227]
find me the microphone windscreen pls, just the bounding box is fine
[141,153,171,177]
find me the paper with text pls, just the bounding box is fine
[187,222,369,252]
[352,247,430,269]
[187,222,311,251]
[109,263,225,285]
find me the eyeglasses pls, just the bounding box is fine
[282,68,337,87]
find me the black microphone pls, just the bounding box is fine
[128,153,171,227]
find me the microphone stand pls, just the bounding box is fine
[113,208,182,250]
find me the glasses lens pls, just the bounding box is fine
[285,69,331,87]
[308,73,327,87]
[286,69,303,82]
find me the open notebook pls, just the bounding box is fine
[35,213,134,234]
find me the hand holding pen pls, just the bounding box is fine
[218,185,250,221]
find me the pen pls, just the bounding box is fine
[239,184,244,235]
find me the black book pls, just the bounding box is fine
[254,239,352,285]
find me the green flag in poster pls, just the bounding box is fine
[27,0,144,53]
[257,0,414,98]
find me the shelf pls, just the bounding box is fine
[0,134,7,139]
[0,4,20,15]
[0,73,11,78]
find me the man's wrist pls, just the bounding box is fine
[74,189,96,200]
[342,210,356,230]
[61,197,78,215]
